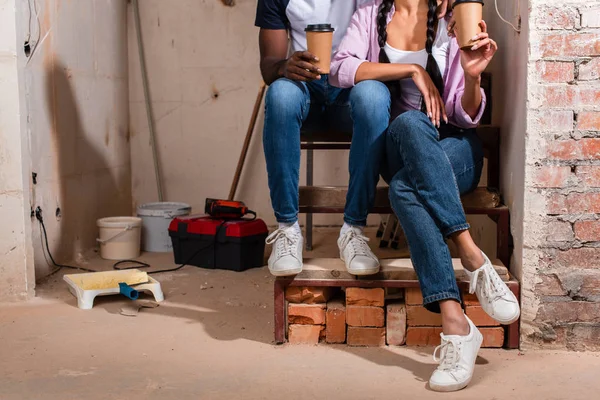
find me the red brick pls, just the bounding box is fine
[546,139,600,160]
[288,304,326,325]
[533,166,572,188]
[347,327,386,346]
[407,305,442,326]
[546,192,568,214]
[405,288,423,305]
[531,110,574,132]
[406,327,443,346]
[288,325,324,344]
[535,6,579,30]
[574,221,600,242]
[325,299,346,344]
[481,328,505,348]
[566,193,600,214]
[552,248,600,269]
[537,86,600,109]
[537,61,574,83]
[286,287,333,304]
[539,33,600,57]
[579,58,600,81]
[465,306,500,327]
[462,292,480,306]
[386,302,407,346]
[345,288,384,307]
[535,273,567,296]
[346,306,385,327]
[577,166,600,187]
[547,192,600,215]
[537,301,600,324]
[577,112,600,131]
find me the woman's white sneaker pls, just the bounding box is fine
[465,252,520,325]
[429,316,482,392]
[338,227,380,275]
[266,226,303,276]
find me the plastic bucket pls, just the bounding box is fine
[97,217,143,260]
[137,202,191,252]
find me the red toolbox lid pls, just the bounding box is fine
[169,215,268,238]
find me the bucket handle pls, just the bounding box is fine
[97,224,135,244]
[163,208,190,219]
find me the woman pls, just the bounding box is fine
[330,0,520,392]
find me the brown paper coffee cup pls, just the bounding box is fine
[305,24,335,74]
[452,0,484,50]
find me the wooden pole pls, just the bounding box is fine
[228,82,266,201]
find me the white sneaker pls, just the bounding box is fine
[429,316,482,392]
[338,227,380,275]
[265,226,303,276]
[465,252,520,325]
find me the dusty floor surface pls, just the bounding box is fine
[1,228,599,399]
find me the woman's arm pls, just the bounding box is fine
[461,75,483,120]
[330,6,373,88]
[355,62,418,83]
[459,21,497,119]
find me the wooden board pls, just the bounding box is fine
[299,186,502,211]
[290,258,509,283]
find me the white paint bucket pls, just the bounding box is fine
[97,217,143,260]
[137,202,191,252]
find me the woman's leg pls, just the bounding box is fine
[386,112,484,392]
[385,111,472,314]
[438,129,520,325]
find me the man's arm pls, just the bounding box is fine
[259,29,321,85]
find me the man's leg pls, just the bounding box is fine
[328,80,390,275]
[263,78,311,224]
[263,78,311,276]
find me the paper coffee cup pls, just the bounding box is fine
[305,24,335,74]
[452,0,484,50]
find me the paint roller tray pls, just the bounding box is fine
[63,269,164,310]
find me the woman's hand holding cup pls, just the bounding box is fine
[459,20,498,79]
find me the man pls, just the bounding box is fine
[256,0,451,277]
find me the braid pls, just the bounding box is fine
[377,0,394,50]
[424,0,444,99]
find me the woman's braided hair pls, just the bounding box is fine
[376,0,445,113]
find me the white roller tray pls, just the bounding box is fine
[64,269,165,310]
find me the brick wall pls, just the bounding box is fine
[526,1,600,350]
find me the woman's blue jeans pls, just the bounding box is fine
[383,110,484,312]
[262,77,390,226]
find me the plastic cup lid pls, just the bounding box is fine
[452,0,484,8]
[305,24,335,32]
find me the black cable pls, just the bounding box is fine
[112,220,228,274]
[35,207,96,276]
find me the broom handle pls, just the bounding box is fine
[228,82,267,201]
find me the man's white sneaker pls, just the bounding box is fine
[266,226,303,276]
[338,227,380,275]
[429,316,482,392]
[465,252,520,325]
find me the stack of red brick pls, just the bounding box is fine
[286,286,504,347]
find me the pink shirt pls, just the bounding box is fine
[330,0,486,128]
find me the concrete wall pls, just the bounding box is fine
[483,0,529,318]
[24,0,131,278]
[127,0,496,258]
[0,0,35,301]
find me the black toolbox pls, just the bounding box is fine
[168,215,268,272]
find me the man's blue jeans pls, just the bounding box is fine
[383,111,484,312]
[263,76,390,226]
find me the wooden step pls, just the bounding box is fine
[299,186,502,213]
[284,257,509,283]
